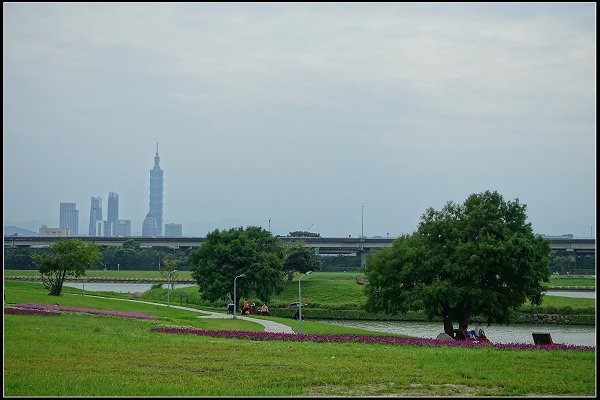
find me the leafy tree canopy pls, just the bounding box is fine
[364,190,551,335]
[282,241,322,280]
[32,238,102,296]
[189,226,287,306]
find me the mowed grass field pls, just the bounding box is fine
[3,281,596,397]
[4,269,595,287]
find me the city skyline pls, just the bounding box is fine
[3,3,596,239]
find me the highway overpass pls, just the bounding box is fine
[4,236,595,259]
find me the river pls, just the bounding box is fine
[62,282,595,346]
[319,320,596,347]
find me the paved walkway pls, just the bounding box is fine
[79,294,296,334]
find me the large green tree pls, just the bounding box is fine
[364,190,551,336]
[32,238,102,296]
[282,242,322,280]
[189,226,287,307]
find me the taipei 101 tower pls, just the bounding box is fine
[149,143,164,236]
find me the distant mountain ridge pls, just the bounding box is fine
[4,226,39,236]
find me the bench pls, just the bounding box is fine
[532,332,554,345]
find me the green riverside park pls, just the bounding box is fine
[3,271,596,397]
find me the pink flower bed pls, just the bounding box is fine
[5,306,61,316]
[151,327,595,352]
[15,303,155,319]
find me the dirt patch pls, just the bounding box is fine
[306,382,503,397]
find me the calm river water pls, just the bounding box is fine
[63,282,595,346]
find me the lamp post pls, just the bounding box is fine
[298,271,312,334]
[233,274,246,319]
[167,269,178,307]
[361,205,365,241]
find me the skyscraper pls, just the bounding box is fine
[108,192,119,225]
[149,144,164,236]
[88,196,102,236]
[59,202,78,236]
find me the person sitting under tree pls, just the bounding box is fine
[474,322,485,338]
[260,304,269,315]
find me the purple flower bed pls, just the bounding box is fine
[15,303,155,319]
[4,306,61,316]
[151,327,595,352]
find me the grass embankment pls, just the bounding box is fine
[4,270,596,323]
[3,281,596,397]
[135,272,595,324]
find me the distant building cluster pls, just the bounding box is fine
[39,226,69,237]
[39,144,182,237]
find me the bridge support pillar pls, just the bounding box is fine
[360,251,367,269]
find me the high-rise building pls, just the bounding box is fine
[164,223,182,237]
[89,196,103,236]
[108,192,119,224]
[142,212,158,237]
[59,202,79,236]
[101,221,113,237]
[113,219,132,237]
[149,144,164,236]
[106,192,119,236]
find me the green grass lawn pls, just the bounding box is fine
[3,269,195,280]
[3,281,596,397]
[548,275,596,288]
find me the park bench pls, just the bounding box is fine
[532,332,554,345]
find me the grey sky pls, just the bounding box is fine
[3,3,596,238]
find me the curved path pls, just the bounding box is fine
[78,294,295,334]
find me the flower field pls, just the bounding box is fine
[151,327,595,351]
[14,303,156,319]
[4,306,61,316]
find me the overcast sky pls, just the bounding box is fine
[3,3,596,238]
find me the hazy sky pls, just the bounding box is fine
[3,3,596,238]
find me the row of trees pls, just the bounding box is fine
[4,240,189,270]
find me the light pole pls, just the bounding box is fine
[361,205,365,241]
[233,274,246,319]
[167,269,178,307]
[298,271,312,334]
[268,218,271,233]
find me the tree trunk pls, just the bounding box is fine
[458,308,473,330]
[442,307,454,336]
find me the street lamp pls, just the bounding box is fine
[298,271,312,334]
[167,270,178,307]
[361,205,365,241]
[233,274,246,319]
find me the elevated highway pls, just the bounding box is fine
[4,236,595,258]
